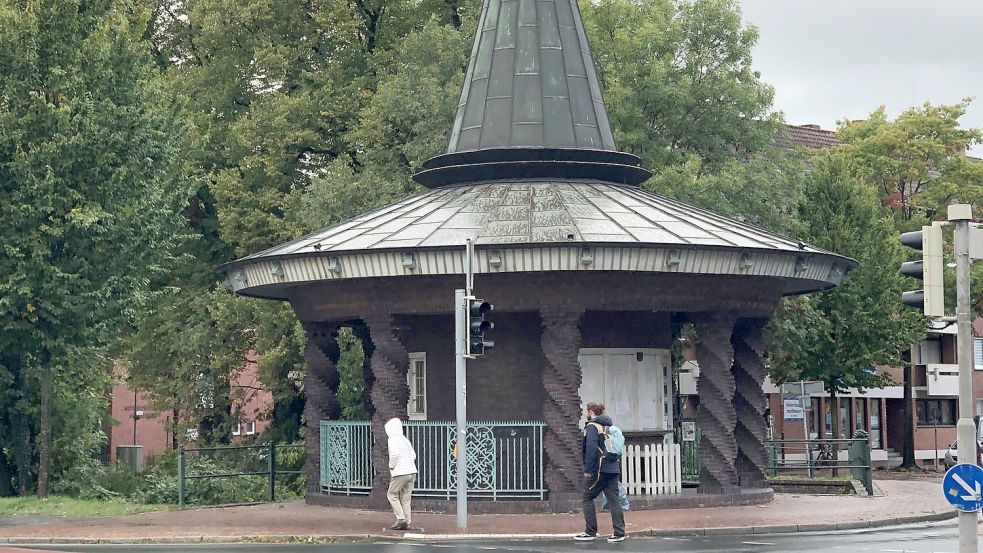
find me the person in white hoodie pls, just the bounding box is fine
[384,417,418,530]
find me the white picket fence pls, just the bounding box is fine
[620,443,682,495]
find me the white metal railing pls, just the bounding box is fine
[620,443,682,495]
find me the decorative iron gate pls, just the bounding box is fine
[320,420,546,499]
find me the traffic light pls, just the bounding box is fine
[900,224,944,317]
[466,298,494,356]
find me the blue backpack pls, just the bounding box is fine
[591,422,625,461]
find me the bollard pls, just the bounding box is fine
[268,443,276,502]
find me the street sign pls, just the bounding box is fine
[942,463,983,512]
[783,396,804,422]
[780,381,825,396]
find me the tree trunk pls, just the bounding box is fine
[37,351,52,498]
[900,357,917,468]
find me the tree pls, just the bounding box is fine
[767,157,925,441]
[835,101,983,466]
[583,0,780,175]
[0,0,191,495]
[837,100,983,225]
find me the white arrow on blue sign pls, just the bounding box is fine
[943,463,983,512]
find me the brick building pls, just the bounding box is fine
[107,353,273,467]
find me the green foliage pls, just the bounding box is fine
[583,0,779,174]
[767,156,926,394]
[836,100,983,225]
[0,0,192,495]
[336,328,368,421]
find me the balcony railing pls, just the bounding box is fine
[320,420,547,500]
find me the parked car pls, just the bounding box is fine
[944,441,958,469]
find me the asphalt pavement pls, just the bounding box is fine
[19,521,966,553]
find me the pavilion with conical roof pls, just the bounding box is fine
[221,0,855,512]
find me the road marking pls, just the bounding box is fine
[741,541,775,546]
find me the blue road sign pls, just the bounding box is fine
[942,463,983,512]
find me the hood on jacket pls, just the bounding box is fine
[385,418,404,438]
[591,414,614,427]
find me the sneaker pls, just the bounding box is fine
[573,533,597,541]
[607,535,626,543]
[390,520,409,531]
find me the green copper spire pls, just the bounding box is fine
[414,0,650,188]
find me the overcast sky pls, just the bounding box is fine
[739,0,983,155]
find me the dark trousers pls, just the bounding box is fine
[583,472,625,537]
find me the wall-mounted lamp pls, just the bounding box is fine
[665,249,681,267]
[327,257,342,274]
[402,252,416,270]
[581,246,594,265]
[739,253,754,270]
[795,256,808,274]
[271,262,285,278]
[489,249,503,268]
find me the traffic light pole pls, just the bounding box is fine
[454,240,474,530]
[950,204,978,553]
[454,287,468,530]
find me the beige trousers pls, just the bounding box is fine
[387,473,416,522]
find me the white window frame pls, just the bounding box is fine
[232,422,241,436]
[245,421,256,435]
[407,352,427,420]
[974,337,983,370]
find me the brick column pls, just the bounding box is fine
[540,310,585,497]
[363,313,409,499]
[693,314,739,494]
[302,322,341,493]
[732,317,769,489]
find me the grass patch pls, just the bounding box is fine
[0,496,172,517]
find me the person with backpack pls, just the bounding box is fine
[574,402,626,543]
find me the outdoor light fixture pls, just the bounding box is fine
[327,257,342,274]
[271,262,285,278]
[402,252,416,270]
[233,270,248,284]
[739,253,754,270]
[795,257,808,273]
[581,246,593,265]
[665,249,681,267]
[488,249,502,268]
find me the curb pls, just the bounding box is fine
[1,510,959,545]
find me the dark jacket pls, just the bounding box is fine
[582,414,620,475]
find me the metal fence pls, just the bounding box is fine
[177,443,305,508]
[766,437,874,495]
[320,420,547,499]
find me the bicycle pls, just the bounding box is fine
[813,441,835,467]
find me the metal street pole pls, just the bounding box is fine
[949,204,978,553]
[801,381,809,472]
[454,288,467,529]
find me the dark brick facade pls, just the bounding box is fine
[290,271,783,510]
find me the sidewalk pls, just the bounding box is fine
[0,480,957,545]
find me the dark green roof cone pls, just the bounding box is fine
[414,0,651,188]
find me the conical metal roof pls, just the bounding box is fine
[219,0,857,299]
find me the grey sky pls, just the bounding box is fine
[739,0,983,155]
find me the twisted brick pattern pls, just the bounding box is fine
[363,313,410,499]
[302,323,341,493]
[540,311,585,495]
[693,315,739,494]
[732,318,769,489]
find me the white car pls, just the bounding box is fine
[944,441,958,469]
